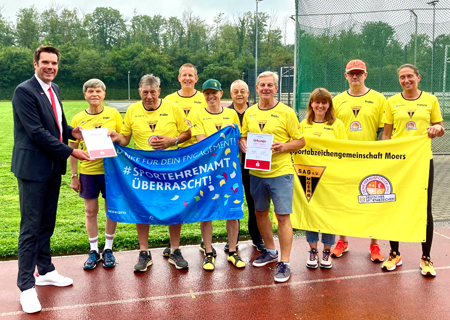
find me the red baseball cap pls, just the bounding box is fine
[346,60,367,73]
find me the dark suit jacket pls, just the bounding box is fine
[11,75,74,182]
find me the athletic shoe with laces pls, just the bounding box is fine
[102,249,116,268]
[35,270,73,286]
[320,249,332,269]
[306,248,319,269]
[224,242,239,252]
[331,240,349,258]
[252,250,278,267]
[381,251,402,271]
[203,254,215,271]
[162,242,170,258]
[199,241,217,257]
[274,262,291,283]
[420,256,436,276]
[370,243,384,262]
[83,250,101,270]
[134,250,153,272]
[252,240,266,252]
[168,249,189,270]
[228,253,246,268]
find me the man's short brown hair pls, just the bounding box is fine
[179,63,197,76]
[34,45,61,64]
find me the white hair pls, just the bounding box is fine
[230,80,249,92]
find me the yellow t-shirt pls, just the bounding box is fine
[165,90,207,147]
[70,106,123,175]
[242,102,302,178]
[121,99,189,151]
[300,119,348,140]
[191,107,240,137]
[333,89,386,141]
[382,91,443,139]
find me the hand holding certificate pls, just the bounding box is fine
[244,132,274,171]
[82,128,117,159]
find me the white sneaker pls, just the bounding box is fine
[320,249,333,269]
[35,270,73,287]
[306,248,319,269]
[20,288,41,313]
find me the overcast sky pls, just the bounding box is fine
[1,0,297,44]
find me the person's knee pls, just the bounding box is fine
[275,214,291,226]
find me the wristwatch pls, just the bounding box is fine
[71,173,78,179]
[174,136,179,147]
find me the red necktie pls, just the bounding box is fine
[48,87,62,142]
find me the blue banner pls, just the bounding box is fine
[104,126,244,225]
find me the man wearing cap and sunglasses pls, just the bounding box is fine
[191,79,243,271]
[332,59,387,263]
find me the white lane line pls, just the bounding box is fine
[3,266,450,317]
[434,231,450,240]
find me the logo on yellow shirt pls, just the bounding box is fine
[258,120,267,132]
[148,121,158,132]
[351,106,362,117]
[407,109,416,119]
[183,107,192,116]
[93,123,102,128]
[215,123,222,131]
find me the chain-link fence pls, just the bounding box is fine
[245,64,295,106]
[295,0,450,153]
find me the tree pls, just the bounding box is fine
[84,7,127,49]
[15,7,40,48]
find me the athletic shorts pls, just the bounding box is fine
[250,174,294,215]
[79,174,106,199]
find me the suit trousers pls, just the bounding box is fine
[17,175,61,291]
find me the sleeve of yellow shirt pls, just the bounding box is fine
[114,109,123,133]
[382,99,393,125]
[191,111,204,137]
[286,110,302,140]
[241,112,249,138]
[121,106,133,136]
[175,105,189,133]
[378,94,387,128]
[430,95,444,123]
[69,115,80,143]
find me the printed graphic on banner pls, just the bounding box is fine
[288,135,431,242]
[104,127,244,225]
[358,175,396,204]
[294,164,326,203]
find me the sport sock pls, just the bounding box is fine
[104,233,115,250]
[89,236,99,252]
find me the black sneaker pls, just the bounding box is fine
[199,241,217,257]
[252,241,266,252]
[134,250,153,272]
[102,249,116,268]
[224,242,239,253]
[168,249,189,270]
[84,250,101,270]
[162,242,170,258]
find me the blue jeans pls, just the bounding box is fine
[305,231,335,246]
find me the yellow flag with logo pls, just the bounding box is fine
[289,135,430,242]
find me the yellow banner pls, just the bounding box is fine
[289,135,431,242]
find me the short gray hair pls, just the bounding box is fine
[139,74,161,88]
[256,71,279,86]
[230,80,249,92]
[83,79,106,93]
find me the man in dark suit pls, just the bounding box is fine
[12,45,91,313]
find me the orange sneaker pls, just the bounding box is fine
[381,251,402,271]
[370,243,384,262]
[331,240,349,258]
[420,256,436,277]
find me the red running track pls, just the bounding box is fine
[2,226,450,319]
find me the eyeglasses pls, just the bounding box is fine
[346,72,365,77]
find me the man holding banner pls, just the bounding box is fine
[332,59,386,262]
[240,71,305,283]
[163,63,207,257]
[109,74,191,272]
[191,79,243,271]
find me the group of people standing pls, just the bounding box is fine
[11,44,445,314]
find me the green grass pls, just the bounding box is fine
[0,101,278,258]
